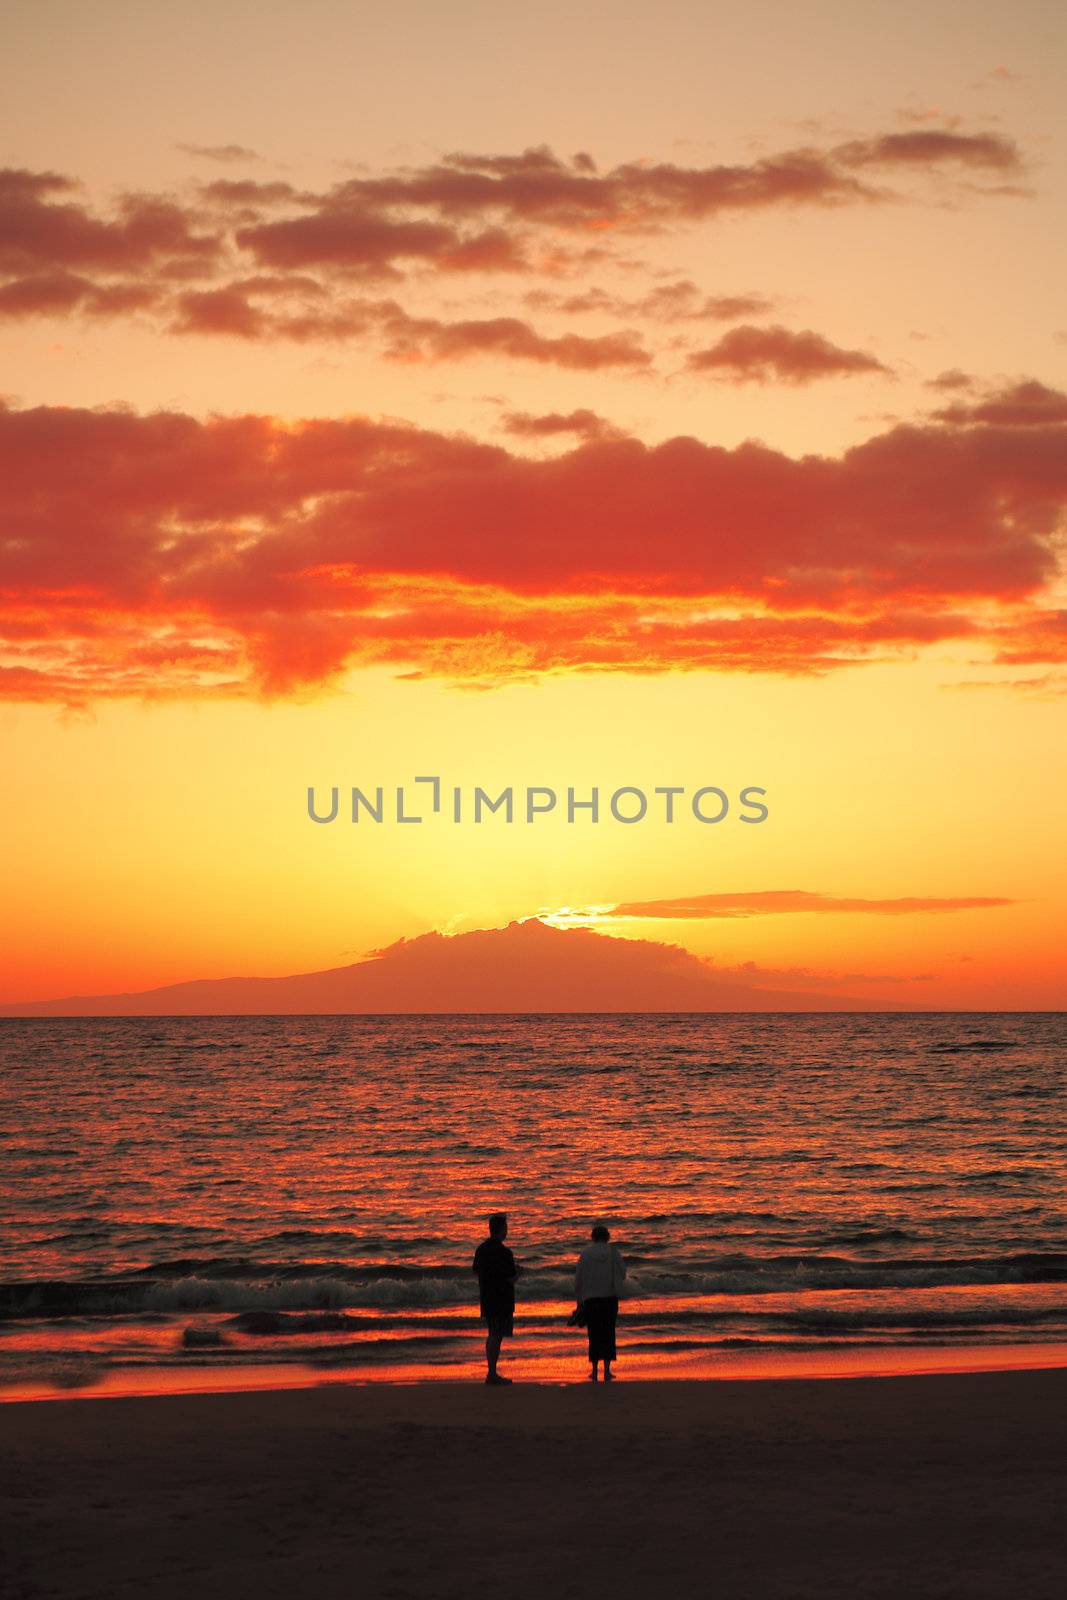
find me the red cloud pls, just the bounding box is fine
[0,399,1063,700]
[988,608,1067,666]
[686,325,891,383]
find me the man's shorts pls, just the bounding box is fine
[483,1311,514,1339]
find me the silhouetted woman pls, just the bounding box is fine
[575,1223,627,1381]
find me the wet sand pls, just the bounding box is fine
[4,1370,1066,1600]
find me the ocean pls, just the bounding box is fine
[1,1013,1064,1396]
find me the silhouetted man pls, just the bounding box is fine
[472,1211,518,1385]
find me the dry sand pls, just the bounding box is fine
[3,1370,1066,1599]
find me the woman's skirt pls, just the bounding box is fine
[584,1295,619,1362]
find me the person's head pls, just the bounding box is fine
[488,1211,508,1240]
[591,1223,610,1243]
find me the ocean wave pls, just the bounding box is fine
[749,1307,1067,1332]
[132,1256,472,1282]
[930,1040,1016,1052]
[816,1228,917,1246]
[4,1250,1066,1319]
[0,1274,475,1318]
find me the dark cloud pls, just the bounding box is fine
[0,271,91,316]
[172,283,269,338]
[501,409,618,440]
[685,325,891,383]
[0,169,219,275]
[0,131,1031,341]
[926,369,975,391]
[199,179,298,205]
[0,270,160,319]
[930,380,1067,428]
[336,144,878,229]
[166,284,649,368]
[235,212,526,278]
[835,131,1021,170]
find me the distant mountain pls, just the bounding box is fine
[0,918,852,1015]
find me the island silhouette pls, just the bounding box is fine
[0,916,861,1015]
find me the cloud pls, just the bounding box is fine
[834,131,1022,171]
[171,281,397,341]
[172,282,270,337]
[986,608,1067,667]
[199,179,298,206]
[0,397,1063,700]
[383,314,650,370]
[0,272,160,318]
[930,380,1067,428]
[685,325,891,383]
[944,671,1067,696]
[176,143,261,163]
[234,211,527,278]
[331,132,1023,237]
[331,144,878,231]
[166,285,650,368]
[0,168,219,276]
[0,271,92,316]
[606,890,1016,919]
[501,409,618,440]
[926,368,975,391]
[0,130,1031,341]
[526,280,775,322]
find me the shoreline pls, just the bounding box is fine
[5,1337,1067,1404]
[4,1367,1065,1599]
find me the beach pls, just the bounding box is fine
[4,1368,1066,1600]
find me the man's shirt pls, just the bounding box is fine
[472,1238,516,1317]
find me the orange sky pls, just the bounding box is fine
[1,0,1065,1008]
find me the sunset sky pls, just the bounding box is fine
[2,0,1065,1008]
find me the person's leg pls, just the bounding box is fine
[603,1298,618,1378]
[485,1319,514,1383]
